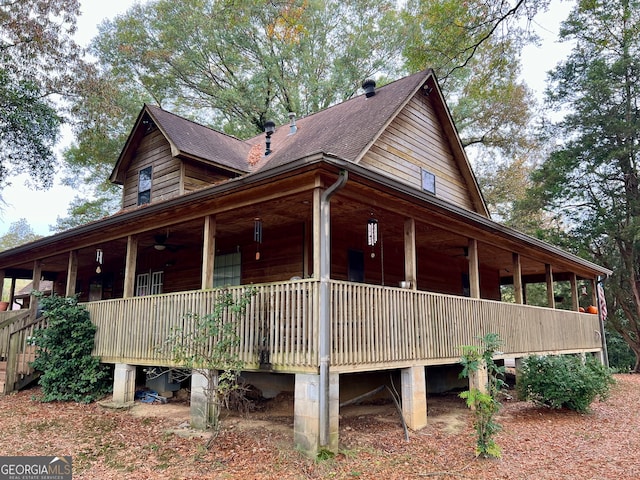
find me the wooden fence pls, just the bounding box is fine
[87,280,603,373]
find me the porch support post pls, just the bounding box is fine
[545,264,555,309]
[123,235,138,298]
[569,273,579,311]
[514,357,525,390]
[512,253,523,304]
[401,366,427,430]
[190,370,218,430]
[294,372,339,456]
[468,239,480,298]
[112,363,136,404]
[31,260,42,312]
[469,361,488,394]
[66,250,78,297]
[0,270,5,304]
[404,218,417,289]
[312,187,321,279]
[201,215,216,289]
[589,278,597,307]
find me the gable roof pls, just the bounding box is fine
[109,70,487,215]
[110,104,251,184]
[248,70,489,216]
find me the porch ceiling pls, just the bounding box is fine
[1,161,605,283]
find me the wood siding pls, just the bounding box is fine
[360,94,475,210]
[86,280,602,372]
[122,130,180,209]
[182,159,233,193]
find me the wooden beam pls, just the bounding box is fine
[569,272,579,311]
[404,218,417,289]
[201,215,216,289]
[31,259,42,312]
[123,235,138,298]
[589,278,597,308]
[468,238,480,298]
[313,187,321,280]
[512,252,523,304]
[545,264,555,309]
[66,250,78,297]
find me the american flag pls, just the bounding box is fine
[597,283,608,320]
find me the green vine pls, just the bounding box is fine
[459,332,505,458]
[163,287,256,432]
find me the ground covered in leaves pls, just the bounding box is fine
[0,374,638,479]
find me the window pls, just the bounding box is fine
[421,168,436,194]
[138,166,152,205]
[214,252,241,287]
[136,271,164,296]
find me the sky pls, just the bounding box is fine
[0,0,575,237]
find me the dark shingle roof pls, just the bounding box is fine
[247,70,431,172]
[146,105,251,173]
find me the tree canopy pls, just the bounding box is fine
[57,0,546,229]
[0,0,82,193]
[526,0,640,370]
[0,218,41,251]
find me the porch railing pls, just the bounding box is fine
[87,279,602,373]
[0,310,43,393]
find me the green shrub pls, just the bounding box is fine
[516,354,614,413]
[30,294,111,403]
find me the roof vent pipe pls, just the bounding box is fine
[288,112,297,135]
[264,120,276,155]
[362,78,376,97]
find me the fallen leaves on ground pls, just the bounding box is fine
[0,374,638,479]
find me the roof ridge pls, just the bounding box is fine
[245,69,431,141]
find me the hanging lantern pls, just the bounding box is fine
[254,217,263,260]
[367,218,378,247]
[580,285,588,296]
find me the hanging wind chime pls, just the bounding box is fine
[95,248,103,274]
[367,216,378,258]
[254,217,263,260]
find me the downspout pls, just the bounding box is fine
[319,169,348,447]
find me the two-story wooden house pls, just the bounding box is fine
[0,70,610,454]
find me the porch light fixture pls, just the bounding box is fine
[264,120,276,155]
[254,217,263,260]
[581,285,588,296]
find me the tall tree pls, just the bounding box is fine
[61,0,550,227]
[0,218,41,251]
[401,0,549,224]
[0,0,82,194]
[58,0,405,228]
[526,0,640,370]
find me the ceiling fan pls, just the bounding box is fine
[152,232,182,252]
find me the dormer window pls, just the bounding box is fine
[138,166,152,205]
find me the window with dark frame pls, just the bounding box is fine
[138,166,152,205]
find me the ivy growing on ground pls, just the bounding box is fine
[30,293,111,403]
[459,332,505,458]
[517,354,614,413]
